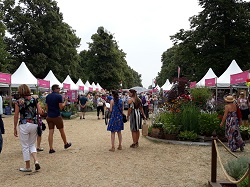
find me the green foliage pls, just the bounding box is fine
[198,112,223,136]
[81,26,142,90]
[154,112,181,134]
[224,156,250,184]
[179,103,200,133]
[157,0,250,83]
[151,122,163,129]
[239,176,248,187]
[2,0,81,81]
[63,103,77,113]
[177,131,198,141]
[148,125,153,134]
[190,87,212,110]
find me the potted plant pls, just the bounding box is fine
[61,103,73,119]
[150,122,163,138]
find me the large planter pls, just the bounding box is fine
[240,130,249,141]
[150,128,160,138]
[61,111,72,119]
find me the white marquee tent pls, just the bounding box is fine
[11,62,37,87]
[62,75,78,90]
[217,60,242,87]
[96,83,103,91]
[161,79,173,91]
[85,80,92,92]
[44,70,62,88]
[196,68,217,87]
[91,82,97,91]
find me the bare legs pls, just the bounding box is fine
[48,129,55,150]
[131,130,140,148]
[109,131,122,151]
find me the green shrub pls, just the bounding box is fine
[154,112,181,134]
[177,130,198,141]
[198,112,223,136]
[148,125,153,134]
[224,156,250,185]
[151,123,163,128]
[190,87,212,110]
[180,103,200,133]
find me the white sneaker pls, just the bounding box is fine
[19,168,32,172]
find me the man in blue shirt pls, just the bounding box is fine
[46,84,71,154]
[79,94,88,119]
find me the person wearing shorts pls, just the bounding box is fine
[46,84,71,154]
[79,94,88,119]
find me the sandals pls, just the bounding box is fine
[109,147,115,152]
[130,142,139,148]
[37,148,44,152]
[117,145,122,150]
[240,146,244,152]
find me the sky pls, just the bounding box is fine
[56,0,203,88]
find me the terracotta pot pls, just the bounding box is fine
[151,128,160,138]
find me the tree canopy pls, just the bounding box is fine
[79,26,142,90]
[1,0,142,89]
[157,0,250,87]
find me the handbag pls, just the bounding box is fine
[116,101,127,123]
[142,120,148,136]
[236,107,242,119]
[98,101,103,106]
[122,114,127,123]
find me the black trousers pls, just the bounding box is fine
[97,106,104,117]
[143,105,149,119]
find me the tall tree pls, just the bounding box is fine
[158,0,250,83]
[2,0,81,81]
[80,26,142,90]
[0,1,11,72]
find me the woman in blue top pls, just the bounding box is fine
[107,90,124,152]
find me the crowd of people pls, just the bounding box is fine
[2,83,249,172]
[0,84,160,172]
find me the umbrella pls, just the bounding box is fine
[129,86,149,93]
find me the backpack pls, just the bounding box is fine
[141,96,146,105]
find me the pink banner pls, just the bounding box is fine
[89,87,93,92]
[63,83,70,90]
[230,71,249,85]
[38,79,50,88]
[66,90,78,102]
[79,86,84,91]
[205,78,216,87]
[0,72,11,84]
[190,82,196,88]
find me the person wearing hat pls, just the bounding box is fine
[237,92,249,126]
[127,89,146,148]
[220,95,245,152]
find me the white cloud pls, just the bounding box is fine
[57,0,202,88]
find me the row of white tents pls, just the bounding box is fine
[161,59,248,91]
[0,62,104,93]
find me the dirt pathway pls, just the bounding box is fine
[1,112,248,187]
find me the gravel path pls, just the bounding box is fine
[1,112,249,187]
